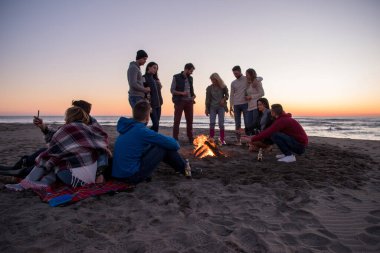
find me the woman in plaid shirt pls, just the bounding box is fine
[6,106,110,191]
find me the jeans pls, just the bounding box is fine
[25,166,56,185]
[126,145,186,184]
[246,109,259,130]
[271,132,305,156]
[173,100,194,140]
[129,96,144,108]
[209,106,225,129]
[233,103,248,130]
[150,106,161,132]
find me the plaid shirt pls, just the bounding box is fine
[36,122,109,172]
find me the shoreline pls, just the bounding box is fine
[0,123,379,252]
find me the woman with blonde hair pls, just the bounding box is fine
[205,73,229,144]
[6,106,110,191]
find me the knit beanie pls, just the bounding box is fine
[136,50,148,60]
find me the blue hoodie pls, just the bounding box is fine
[112,117,180,178]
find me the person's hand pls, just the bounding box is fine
[245,96,252,101]
[145,87,151,93]
[95,175,105,184]
[205,110,209,116]
[33,117,46,131]
[219,98,225,106]
[182,91,189,96]
[229,107,234,117]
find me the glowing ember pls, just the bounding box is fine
[193,134,225,158]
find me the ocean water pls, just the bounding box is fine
[0,116,379,141]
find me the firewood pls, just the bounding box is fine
[204,140,224,157]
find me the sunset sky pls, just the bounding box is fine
[1,0,379,117]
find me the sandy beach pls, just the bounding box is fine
[0,123,379,253]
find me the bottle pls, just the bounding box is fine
[184,159,192,178]
[257,148,263,162]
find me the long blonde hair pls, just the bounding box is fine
[210,73,226,89]
[65,106,90,125]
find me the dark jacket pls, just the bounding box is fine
[171,72,195,103]
[256,109,273,131]
[251,113,308,146]
[143,74,163,108]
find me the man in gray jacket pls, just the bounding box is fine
[127,50,150,108]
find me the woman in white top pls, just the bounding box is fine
[245,68,264,136]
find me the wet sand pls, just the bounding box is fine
[0,123,379,253]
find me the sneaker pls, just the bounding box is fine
[217,138,226,146]
[278,155,296,163]
[5,183,25,192]
[276,154,286,159]
[184,159,192,178]
[234,140,242,146]
[19,179,49,190]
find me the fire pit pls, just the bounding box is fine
[193,135,226,158]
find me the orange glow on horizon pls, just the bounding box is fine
[1,99,379,118]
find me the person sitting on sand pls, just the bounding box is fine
[0,100,110,181]
[5,106,110,191]
[205,73,229,145]
[112,100,192,184]
[248,97,274,151]
[249,104,308,163]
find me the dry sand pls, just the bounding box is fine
[0,123,379,253]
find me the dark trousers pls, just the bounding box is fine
[271,132,305,156]
[126,145,186,184]
[150,106,161,132]
[173,100,193,140]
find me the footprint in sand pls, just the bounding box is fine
[357,232,379,246]
[281,222,304,232]
[299,233,331,247]
[289,209,321,226]
[365,225,380,237]
[369,210,380,217]
[108,241,146,253]
[366,215,380,225]
[328,242,352,253]
[279,233,298,246]
[211,223,234,236]
[317,228,338,239]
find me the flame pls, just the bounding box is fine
[193,134,217,158]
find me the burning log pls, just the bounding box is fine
[194,145,210,158]
[204,140,223,157]
[193,135,225,158]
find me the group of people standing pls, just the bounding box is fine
[3,49,308,192]
[127,49,308,163]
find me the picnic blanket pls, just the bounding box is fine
[32,180,134,206]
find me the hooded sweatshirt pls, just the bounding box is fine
[127,61,146,97]
[112,117,180,178]
[251,113,308,146]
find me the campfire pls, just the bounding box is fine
[193,135,225,158]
